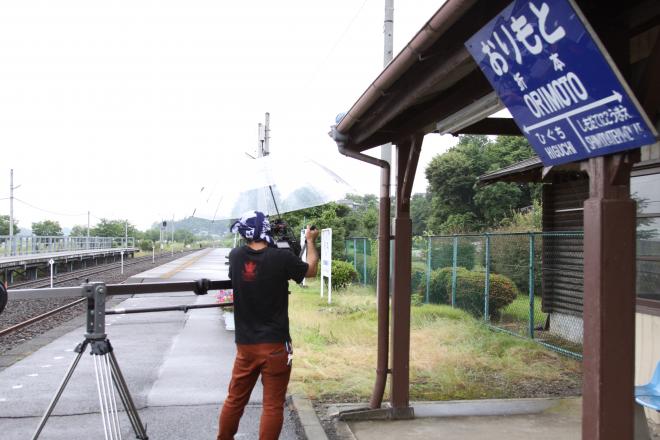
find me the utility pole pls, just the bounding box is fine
[124,220,128,248]
[9,169,20,256]
[257,122,264,157]
[263,112,270,156]
[87,211,90,250]
[256,113,271,157]
[381,0,394,171]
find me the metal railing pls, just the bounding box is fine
[346,232,585,359]
[0,236,136,257]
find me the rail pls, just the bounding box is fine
[0,235,136,257]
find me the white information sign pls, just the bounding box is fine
[320,228,332,303]
[300,229,307,287]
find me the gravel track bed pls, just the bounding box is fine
[0,251,197,356]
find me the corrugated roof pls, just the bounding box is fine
[478,156,543,184]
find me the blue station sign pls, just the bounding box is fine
[465,0,657,166]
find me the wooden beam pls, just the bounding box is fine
[454,118,522,136]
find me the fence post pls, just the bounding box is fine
[528,233,535,339]
[425,236,431,304]
[363,239,367,286]
[484,233,491,322]
[451,236,458,308]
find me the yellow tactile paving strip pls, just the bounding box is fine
[161,248,213,279]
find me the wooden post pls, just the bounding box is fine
[390,134,422,418]
[581,153,637,439]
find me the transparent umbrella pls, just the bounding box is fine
[192,154,355,221]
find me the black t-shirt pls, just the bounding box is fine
[228,245,309,344]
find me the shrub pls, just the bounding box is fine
[430,241,476,271]
[490,235,541,295]
[427,267,518,319]
[331,260,359,290]
[138,239,153,251]
[428,267,456,304]
[410,263,427,294]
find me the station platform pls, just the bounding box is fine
[0,248,301,439]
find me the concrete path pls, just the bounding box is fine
[0,249,301,439]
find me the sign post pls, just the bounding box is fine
[49,259,54,288]
[120,251,124,275]
[466,2,656,438]
[320,228,332,304]
[300,229,307,287]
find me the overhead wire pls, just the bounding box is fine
[13,198,87,217]
[304,0,372,89]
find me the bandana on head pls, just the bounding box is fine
[230,211,274,245]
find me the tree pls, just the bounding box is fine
[425,135,539,233]
[31,220,63,236]
[0,215,19,235]
[411,193,432,235]
[69,225,89,237]
[92,218,138,237]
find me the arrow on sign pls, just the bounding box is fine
[523,90,623,133]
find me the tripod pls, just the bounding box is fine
[31,283,148,440]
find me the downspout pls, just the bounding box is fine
[332,126,390,409]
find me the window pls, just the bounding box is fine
[632,168,660,312]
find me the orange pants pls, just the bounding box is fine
[217,343,291,440]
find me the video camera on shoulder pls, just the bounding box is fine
[269,219,302,256]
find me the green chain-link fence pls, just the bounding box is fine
[346,232,584,359]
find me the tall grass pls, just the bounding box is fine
[288,279,580,402]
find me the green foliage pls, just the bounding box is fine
[0,215,20,235]
[331,260,358,290]
[430,241,475,271]
[411,264,427,295]
[31,220,63,236]
[489,232,542,295]
[425,135,540,233]
[428,267,454,304]
[282,194,379,261]
[69,225,88,237]
[427,267,518,319]
[411,193,432,235]
[138,239,154,251]
[92,219,137,237]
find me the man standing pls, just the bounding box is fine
[218,211,319,440]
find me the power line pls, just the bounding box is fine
[305,0,372,88]
[13,198,87,217]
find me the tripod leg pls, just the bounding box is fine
[93,354,112,440]
[103,355,123,439]
[31,341,89,440]
[108,351,148,440]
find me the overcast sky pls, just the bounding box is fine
[0,0,457,231]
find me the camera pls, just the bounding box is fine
[270,219,303,256]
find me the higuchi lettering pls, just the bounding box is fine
[544,140,577,159]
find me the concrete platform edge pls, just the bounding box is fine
[289,394,330,440]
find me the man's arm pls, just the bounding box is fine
[304,226,319,278]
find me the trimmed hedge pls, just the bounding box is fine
[428,267,518,319]
[331,260,359,290]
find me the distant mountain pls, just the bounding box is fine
[151,216,230,237]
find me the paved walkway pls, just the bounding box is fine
[0,249,301,439]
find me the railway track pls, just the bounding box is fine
[8,251,192,289]
[0,249,202,350]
